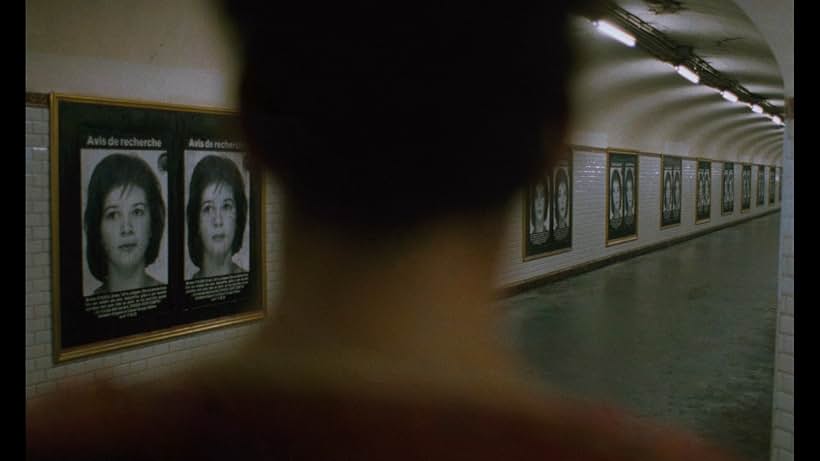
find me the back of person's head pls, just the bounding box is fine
[220,2,596,233]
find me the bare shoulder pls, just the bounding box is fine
[26,357,741,461]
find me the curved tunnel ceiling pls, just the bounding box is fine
[568,0,785,164]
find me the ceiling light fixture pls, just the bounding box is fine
[592,19,637,47]
[751,104,763,114]
[720,90,738,103]
[675,64,700,84]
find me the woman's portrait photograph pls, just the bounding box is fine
[769,166,776,204]
[81,150,168,296]
[553,165,571,242]
[742,165,752,210]
[696,161,711,222]
[661,155,682,228]
[609,167,623,230]
[623,166,636,226]
[663,170,673,220]
[528,176,551,245]
[722,163,734,214]
[185,151,251,280]
[607,153,637,243]
[673,169,682,216]
[523,158,572,260]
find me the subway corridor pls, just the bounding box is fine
[504,213,780,461]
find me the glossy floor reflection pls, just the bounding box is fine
[504,213,780,461]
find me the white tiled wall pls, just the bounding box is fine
[25,105,282,400]
[26,105,781,402]
[770,119,793,461]
[496,148,778,287]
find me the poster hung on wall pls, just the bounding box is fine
[722,162,735,215]
[778,167,783,203]
[756,165,765,206]
[607,152,638,244]
[769,166,776,205]
[741,164,752,212]
[696,160,711,223]
[660,155,682,228]
[51,94,266,362]
[523,154,572,260]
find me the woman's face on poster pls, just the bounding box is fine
[625,176,633,209]
[533,183,546,223]
[100,184,151,273]
[664,175,672,208]
[611,175,621,212]
[199,181,237,260]
[557,179,568,218]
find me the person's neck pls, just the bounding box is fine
[256,205,525,378]
[106,265,147,292]
[200,252,234,277]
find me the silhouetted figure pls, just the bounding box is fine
[27,2,742,460]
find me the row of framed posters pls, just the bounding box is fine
[524,151,781,258]
[51,94,266,361]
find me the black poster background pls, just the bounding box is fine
[722,162,735,215]
[757,165,765,206]
[55,98,264,356]
[608,153,638,242]
[778,167,783,203]
[661,156,682,228]
[742,165,752,211]
[769,166,776,204]
[524,157,572,259]
[696,160,711,222]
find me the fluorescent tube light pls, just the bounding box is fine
[675,65,700,84]
[720,90,738,102]
[593,20,636,47]
[772,115,783,125]
[751,104,763,114]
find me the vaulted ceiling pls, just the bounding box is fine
[568,0,785,164]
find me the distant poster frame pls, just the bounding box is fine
[741,164,752,213]
[606,151,638,245]
[523,150,572,260]
[721,162,735,215]
[695,159,711,224]
[756,164,765,206]
[768,166,776,205]
[778,167,783,203]
[50,93,266,362]
[660,155,682,229]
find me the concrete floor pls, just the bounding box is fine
[504,213,780,461]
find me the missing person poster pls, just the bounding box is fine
[769,166,776,205]
[523,154,572,260]
[607,152,638,244]
[722,162,735,215]
[661,155,682,228]
[52,94,265,361]
[696,160,711,223]
[741,164,752,212]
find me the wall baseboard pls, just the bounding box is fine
[498,208,781,298]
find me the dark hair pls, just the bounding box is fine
[84,154,166,282]
[610,170,622,213]
[187,155,248,267]
[221,2,590,231]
